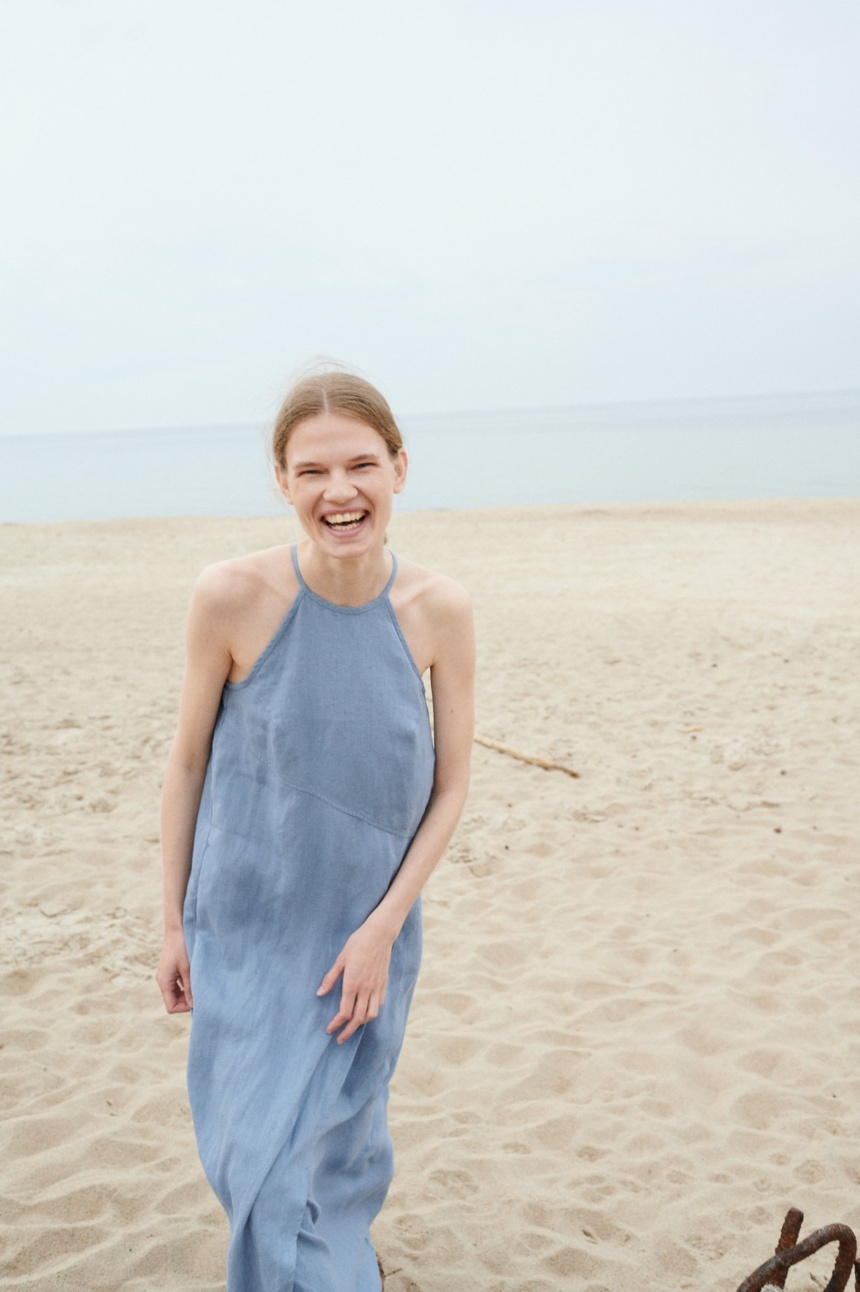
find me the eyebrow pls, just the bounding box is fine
[292,453,383,469]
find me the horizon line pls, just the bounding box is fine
[2,383,859,441]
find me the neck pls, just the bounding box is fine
[297,541,392,607]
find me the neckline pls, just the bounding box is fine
[290,544,398,612]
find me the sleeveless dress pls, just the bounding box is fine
[183,547,436,1292]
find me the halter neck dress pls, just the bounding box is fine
[183,546,435,1291]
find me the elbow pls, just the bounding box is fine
[432,768,471,810]
[165,742,211,782]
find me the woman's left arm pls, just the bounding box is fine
[318,583,475,1042]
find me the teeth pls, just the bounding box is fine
[324,511,365,528]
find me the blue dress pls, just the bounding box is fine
[183,547,435,1291]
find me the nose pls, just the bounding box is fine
[323,470,359,504]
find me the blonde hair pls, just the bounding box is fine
[272,371,403,469]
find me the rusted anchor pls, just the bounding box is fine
[736,1207,860,1292]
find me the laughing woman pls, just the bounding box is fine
[155,371,475,1291]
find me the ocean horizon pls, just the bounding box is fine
[1,389,858,524]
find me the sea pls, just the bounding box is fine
[1,389,858,524]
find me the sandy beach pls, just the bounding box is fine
[1,499,858,1291]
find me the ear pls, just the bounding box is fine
[392,448,408,495]
[275,462,293,505]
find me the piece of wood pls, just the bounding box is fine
[473,734,580,778]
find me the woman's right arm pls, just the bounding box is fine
[155,570,234,1014]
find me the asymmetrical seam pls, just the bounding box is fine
[182,547,436,1291]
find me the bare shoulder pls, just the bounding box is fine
[192,545,297,620]
[392,555,472,623]
[186,547,299,682]
[391,556,473,675]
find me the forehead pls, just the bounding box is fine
[286,412,389,464]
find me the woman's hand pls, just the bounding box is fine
[317,911,398,1044]
[156,927,194,1014]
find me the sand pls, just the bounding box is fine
[1,499,858,1291]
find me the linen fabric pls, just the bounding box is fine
[183,547,435,1291]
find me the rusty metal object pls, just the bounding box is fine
[737,1208,860,1292]
[764,1207,804,1290]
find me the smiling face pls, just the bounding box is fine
[276,412,407,555]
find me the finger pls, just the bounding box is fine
[336,1014,364,1043]
[326,1010,352,1036]
[159,978,189,1014]
[317,961,345,997]
[179,960,193,1009]
[326,991,356,1035]
[156,954,193,1011]
[336,993,378,1044]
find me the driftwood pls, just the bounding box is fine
[473,734,580,779]
[737,1208,859,1292]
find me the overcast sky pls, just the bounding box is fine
[1,0,858,434]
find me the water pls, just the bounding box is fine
[0,390,858,524]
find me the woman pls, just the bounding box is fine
[156,370,475,1291]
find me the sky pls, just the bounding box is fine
[1,0,859,435]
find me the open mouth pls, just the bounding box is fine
[322,510,368,533]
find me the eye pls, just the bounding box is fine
[354,461,375,470]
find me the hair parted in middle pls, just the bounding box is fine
[272,367,403,470]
